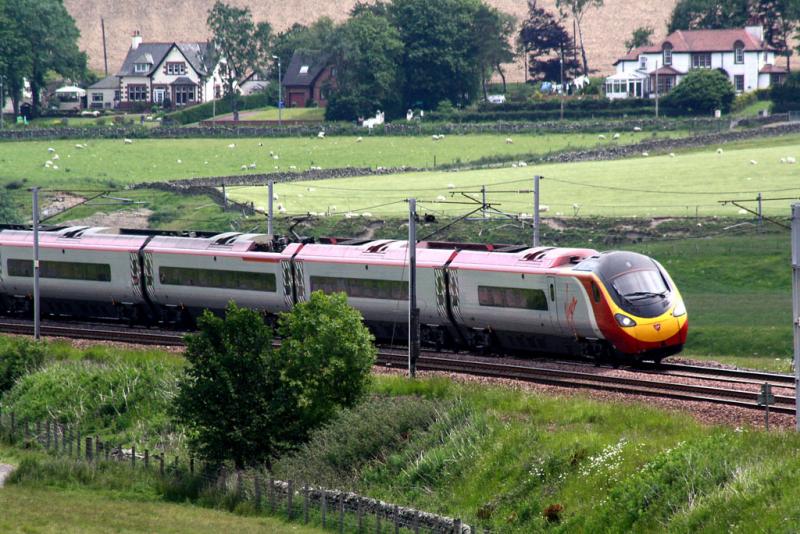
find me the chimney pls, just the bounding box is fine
[131,30,142,50]
[745,25,763,43]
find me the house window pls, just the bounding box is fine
[91,93,103,102]
[734,42,744,64]
[166,62,186,75]
[663,45,672,66]
[299,65,310,74]
[639,56,647,70]
[771,73,786,86]
[114,90,120,101]
[734,75,745,92]
[174,85,196,106]
[692,53,712,69]
[134,63,149,73]
[153,88,166,103]
[127,85,147,102]
[657,76,675,94]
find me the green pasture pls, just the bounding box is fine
[228,134,800,218]
[213,106,326,122]
[0,131,675,190]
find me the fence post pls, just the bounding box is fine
[303,484,309,524]
[190,457,194,476]
[160,455,165,476]
[269,476,275,513]
[255,475,262,511]
[394,505,399,534]
[287,480,294,519]
[45,421,51,450]
[76,431,81,458]
[131,446,136,468]
[85,437,93,461]
[61,424,66,452]
[67,427,72,456]
[357,499,363,533]
[414,511,420,534]
[322,490,327,527]
[36,421,41,446]
[339,494,345,534]
[144,449,149,469]
[95,437,100,459]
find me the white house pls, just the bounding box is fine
[87,76,120,110]
[117,31,224,110]
[606,26,788,100]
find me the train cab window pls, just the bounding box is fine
[7,259,111,282]
[549,284,555,302]
[159,266,276,292]
[478,286,548,311]
[311,276,408,300]
[591,281,601,303]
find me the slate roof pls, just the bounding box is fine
[89,76,119,90]
[117,42,214,77]
[614,27,771,64]
[283,51,331,88]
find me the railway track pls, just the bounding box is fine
[1,319,794,415]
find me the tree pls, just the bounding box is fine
[207,1,272,121]
[325,11,404,121]
[555,0,604,75]
[2,0,86,117]
[625,26,655,53]
[518,0,579,82]
[174,296,375,468]
[389,0,484,108]
[668,0,752,32]
[473,5,517,97]
[771,71,800,112]
[756,0,799,71]
[0,191,19,224]
[662,69,736,114]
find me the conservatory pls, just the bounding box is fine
[604,71,648,100]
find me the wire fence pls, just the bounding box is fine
[0,412,475,534]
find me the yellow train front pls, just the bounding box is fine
[578,251,688,362]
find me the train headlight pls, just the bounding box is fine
[614,313,637,328]
[672,302,686,317]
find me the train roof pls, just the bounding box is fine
[449,246,599,273]
[0,226,150,251]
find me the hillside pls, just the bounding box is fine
[65,0,679,80]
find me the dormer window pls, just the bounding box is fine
[663,44,673,66]
[299,65,310,75]
[134,63,149,73]
[734,41,744,64]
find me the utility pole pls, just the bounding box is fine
[32,187,41,342]
[408,198,420,378]
[267,179,274,236]
[792,203,800,431]
[559,48,565,121]
[533,175,541,248]
[273,55,283,126]
[0,74,4,130]
[757,192,763,229]
[101,18,109,77]
[481,185,487,220]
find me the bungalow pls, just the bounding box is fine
[117,31,223,110]
[606,26,787,99]
[88,76,120,110]
[282,51,335,108]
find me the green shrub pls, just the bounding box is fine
[0,338,46,394]
[771,72,800,113]
[732,91,757,112]
[662,69,735,115]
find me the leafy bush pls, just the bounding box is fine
[0,338,45,394]
[771,72,800,113]
[731,90,757,112]
[662,69,736,115]
[175,295,376,468]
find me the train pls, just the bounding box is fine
[0,225,688,362]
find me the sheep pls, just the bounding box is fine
[512,163,518,168]
[317,131,326,139]
[306,187,316,192]
[787,156,797,164]
[669,153,676,158]
[228,143,236,149]
[44,160,52,167]
[204,161,209,165]
[518,161,528,167]
[277,204,286,213]
[177,159,182,164]
[641,152,649,157]
[750,160,758,165]
[249,163,257,169]
[273,193,279,200]
[272,154,280,160]
[612,133,620,139]
[447,183,456,189]
[241,165,248,170]
[716,148,724,154]
[289,165,297,170]
[540,205,550,212]
[436,195,447,201]
[633,126,642,132]
[361,212,373,217]
[123,138,133,145]
[47,147,55,153]
[53,165,59,170]
[505,138,513,144]
[345,212,357,219]
[258,142,263,147]
[75,144,84,149]
[738,209,747,215]
[780,157,787,164]
[356,137,363,143]
[598,134,606,140]
[52,154,60,161]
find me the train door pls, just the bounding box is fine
[546,275,563,334]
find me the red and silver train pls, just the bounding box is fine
[0,226,688,362]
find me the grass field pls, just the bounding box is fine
[0,131,677,190]
[0,485,321,533]
[227,133,800,218]
[214,106,326,122]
